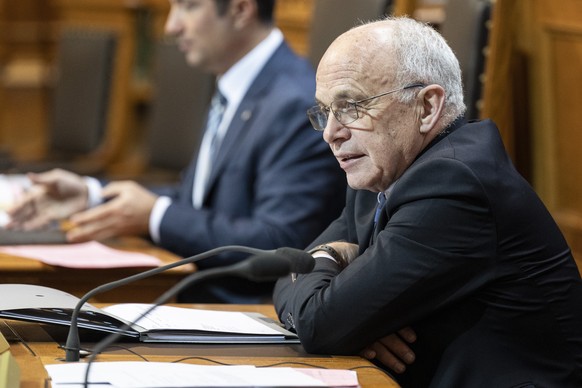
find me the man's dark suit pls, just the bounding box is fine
[274,119,582,387]
[153,42,346,303]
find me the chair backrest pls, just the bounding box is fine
[440,0,492,120]
[307,0,390,69]
[146,40,214,171]
[50,27,116,155]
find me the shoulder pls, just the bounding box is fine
[257,42,316,98]
[391,119,525,208]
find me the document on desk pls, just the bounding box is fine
[0,284,299,344]
[45,362,360,387]
[0,240,162,268]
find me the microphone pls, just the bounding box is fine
[64,245,314,361]
[271,247,315,274]
[82,254,297,387]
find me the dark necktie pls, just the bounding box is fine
[373,192,387,226]
[370,192,387,246]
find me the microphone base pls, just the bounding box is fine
[64,349,81,362]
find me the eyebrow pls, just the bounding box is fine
[314,90,357,105]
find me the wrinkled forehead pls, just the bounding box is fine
[315,25,397,102]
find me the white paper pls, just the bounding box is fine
[45,362,360,387]
[103,304,282,335]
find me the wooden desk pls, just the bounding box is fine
[0,237,194,303]
[4,304,399,388]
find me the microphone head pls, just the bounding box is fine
[275,247,315,274]
[239,254,292,282]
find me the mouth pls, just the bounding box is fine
[336,153,365,169]
[177,40,191,52]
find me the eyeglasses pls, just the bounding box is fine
[306,83,425,131]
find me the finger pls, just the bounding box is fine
[66,215,116,242]
[7,198,45,228]
[65,205,113,239]
[99,183,125,201]
[397,327,417,343]
[6,201,34,223]
[26,172,43,184]
[67,226,108,243]
[20,213,53,231]
[369,341,407,374]
[28,170,58,187]
[69,199,120,226]
[360,347,376,360]
[379,333,416,364]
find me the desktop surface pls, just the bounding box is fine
[3,304,400,387]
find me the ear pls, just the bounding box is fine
[229,0,256,29]
[417,84,446,134]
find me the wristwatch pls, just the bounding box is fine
[308,244,347,269]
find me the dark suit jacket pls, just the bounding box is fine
[274,119,582,387]
[152,42,346,302]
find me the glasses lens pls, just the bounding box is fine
[331,100,358,126]
[307,106,327,131]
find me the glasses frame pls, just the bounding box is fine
[307,83,426,131]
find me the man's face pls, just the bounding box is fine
[165,0,235,73]
[315,44,424,193]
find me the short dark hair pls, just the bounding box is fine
[215,0,275,24]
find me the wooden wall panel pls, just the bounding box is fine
[483,0,582,269]
[275,0,313,56]
[541,22,582,260]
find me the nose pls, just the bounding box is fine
[322,113,350,145]
[164,6,181,36]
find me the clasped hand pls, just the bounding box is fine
[7,169,158,242]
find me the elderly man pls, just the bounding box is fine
[273,17,582,387]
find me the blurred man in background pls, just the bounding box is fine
[8,0,346,303]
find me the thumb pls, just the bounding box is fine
[27,171,58,187]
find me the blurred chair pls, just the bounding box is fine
[126,39,214,185]
[440,0,493,120]
[6,27,117,175]
[306,0,391,69]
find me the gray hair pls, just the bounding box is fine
[386,17,466,126]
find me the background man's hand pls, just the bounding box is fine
[66,181,158,242]
[7,169,88,230]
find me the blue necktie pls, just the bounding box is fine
[192,90,227,208]
[373,192,387,226]
[370,192,386,246]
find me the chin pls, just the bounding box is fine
[346,177,370,191]
[184,53,203,67]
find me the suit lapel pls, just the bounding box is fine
[204,99,257,195]
[201,43,290,204]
